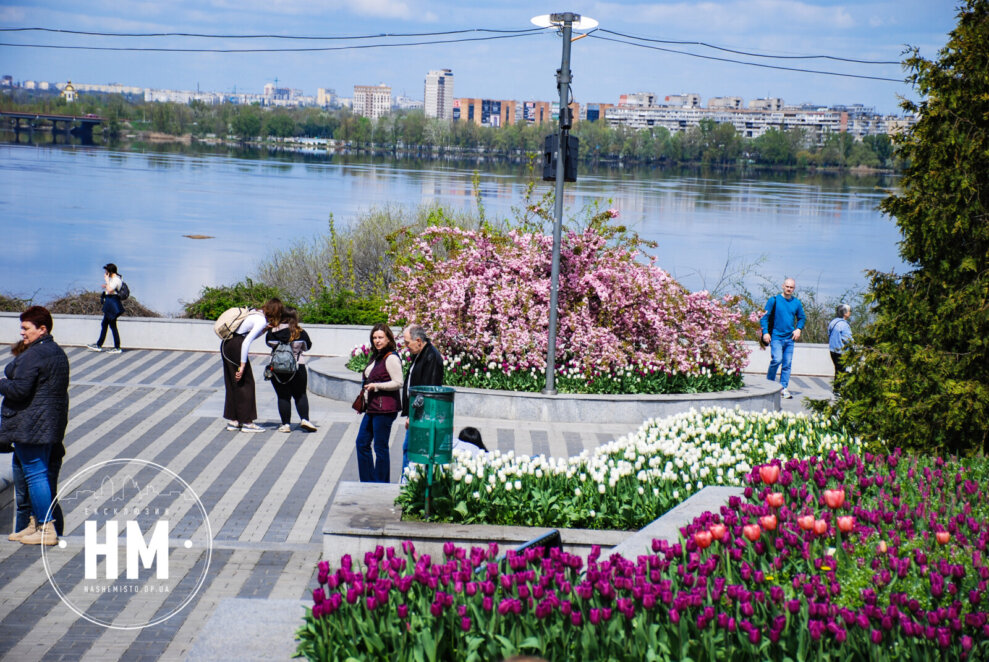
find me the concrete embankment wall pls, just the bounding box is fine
[0,313,837,377]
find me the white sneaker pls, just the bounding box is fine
[86,344,102,352]
[277,424,291,433]
[104,347,122,354]
[781,388,793,399]
[299,420,318,432]
[225,422,242,431]
[240,423,265,433]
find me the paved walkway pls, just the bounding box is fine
[0,347,830,661]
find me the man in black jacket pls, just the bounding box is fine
[400,324,444,481]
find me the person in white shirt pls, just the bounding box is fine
[86,263,124,354]
[222,298,281,432]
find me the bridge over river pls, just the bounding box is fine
[0,110,105,140]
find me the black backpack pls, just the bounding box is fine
[118,281,130,301]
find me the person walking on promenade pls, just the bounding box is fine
[356,323,402,483]
[0,306,70,546]
[760,278,806,399]
[6,340,65,541]
[828,304,854,375]
[221,298,281,433]
[399,324,444,480]
[86,263,124,354]
[265,306,317,433]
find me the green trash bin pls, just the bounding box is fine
[407,386,455,466]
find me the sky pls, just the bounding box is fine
[0,1,961,114]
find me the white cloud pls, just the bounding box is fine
[593,0,858,33]
[0,6,27,22]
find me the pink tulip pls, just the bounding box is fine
[759,465,780,485]
[823,489,845,509]
[743,524,762,541]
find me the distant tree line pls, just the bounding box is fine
[3,90,898,169]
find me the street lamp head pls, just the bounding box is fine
[530,13,599,30]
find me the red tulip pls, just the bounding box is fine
[936,531,950,545]
[837,516,855,533]
[759,465,780,485]
[708,523,727,541]
[766,492,784,508]
[694,531,713,549]
[759,514,778,531]
[797,515,816,531]
[743,524,762,541]
[823,489,846,509]
[813,519,828,535]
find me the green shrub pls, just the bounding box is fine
[298,290,389,325]
[182,279,286,320]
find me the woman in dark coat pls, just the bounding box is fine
[0,306,70,546]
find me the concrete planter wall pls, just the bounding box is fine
[0,312,368,357]
[0,313,836,375]
[307,356,782,424]
[322,481,745,565]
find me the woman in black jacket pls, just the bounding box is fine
[0,306,70,546]
[264,307,317,433]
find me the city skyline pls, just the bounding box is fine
[0,1,959,114]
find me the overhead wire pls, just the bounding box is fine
[0,31,543,53]
[0,26,544,40]
[598,28,901,65]
[587,34,904,82]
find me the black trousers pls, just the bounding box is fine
[271,365,310,424]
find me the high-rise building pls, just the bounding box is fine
[353,84,391,119]
[424,69,454,120]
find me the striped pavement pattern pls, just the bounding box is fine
[2,345,757,661]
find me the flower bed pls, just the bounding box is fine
[375,215,750,395]
[347,344,743,394]
[396,408,867,530]
[297,450,989,661]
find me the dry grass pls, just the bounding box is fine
[43,291,162,317]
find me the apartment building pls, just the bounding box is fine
[353,84,392,120]
[424,69,454,120]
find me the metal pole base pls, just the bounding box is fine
[540,387,558,396]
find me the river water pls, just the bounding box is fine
[0,138,905,314]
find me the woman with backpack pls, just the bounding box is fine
[264,306,317,433]
[221,298,282,433]
[86,263,125,354]
[355,323,402,483]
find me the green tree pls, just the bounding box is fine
[263,111,296,138]
[231,105,262,141]
[819,0,989,455]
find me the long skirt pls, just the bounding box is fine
[222,335,257,423]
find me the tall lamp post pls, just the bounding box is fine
[530,12,597,395]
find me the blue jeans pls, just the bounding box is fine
[767,336,795,389]
[12,444,54,525]
[13,452,64,534]
[356,412,397,483]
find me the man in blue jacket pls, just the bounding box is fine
[760,278,806,399]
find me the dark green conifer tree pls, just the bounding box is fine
[826,0,989,455]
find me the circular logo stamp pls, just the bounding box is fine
[42,458,212,630]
